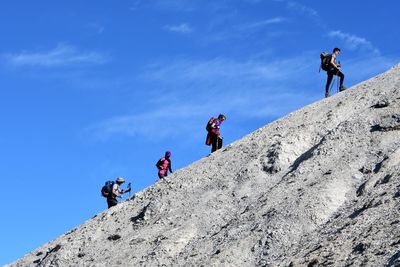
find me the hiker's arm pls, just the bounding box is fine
[156,160,163,170]
[112,186,119,197]
[168,161,173,173]
[125,183,132,193]
[210,123,220,135]
[120,182,132,195]
[330,56,340,69]
[119,187,128,195]
[212,129,220,135]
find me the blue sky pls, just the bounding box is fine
[1,0,399,264]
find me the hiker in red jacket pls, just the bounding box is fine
[156,151,173,179]
[206,114,226,153]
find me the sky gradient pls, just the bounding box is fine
[1,0,399,265]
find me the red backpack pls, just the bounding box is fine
[206,117,215,131]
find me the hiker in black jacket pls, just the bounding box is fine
[325,47,346,98]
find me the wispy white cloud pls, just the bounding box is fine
[85,104,208,141]
[4,44,107,67]
[88,54,318,141]
[286,1,319,18]
[86,90,309,142]
[164,23,193,34]
[237,17,289,31]
[86,86,313,142]
[142,56,311,84]
[328,30,380,55]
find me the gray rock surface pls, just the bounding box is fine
[8,64,400,267]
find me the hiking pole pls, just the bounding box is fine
[336,61,341,93]
[127,182,131,199]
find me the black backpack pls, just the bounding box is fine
[156,158,164,169]
[320,52,331,71]
[101,180,115,197]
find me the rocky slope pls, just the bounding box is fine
[8,64,400,267]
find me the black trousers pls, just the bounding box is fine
[107,197,118,208]
[210,133,223,152]
[158,173,167,179]
[326,69,345,93]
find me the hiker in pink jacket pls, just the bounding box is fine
[156,151,173,179]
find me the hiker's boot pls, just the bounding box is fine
[339,85,347,92]
[325,92,330,98]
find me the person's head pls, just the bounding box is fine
[116,177,125,185]
[333,47,341,55]
[165,151,171,158]
[218,114,226,122]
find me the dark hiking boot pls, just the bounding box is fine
[325,92,330,98]
[339,85,347,92]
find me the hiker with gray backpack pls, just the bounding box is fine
[320,47,346,98]
[101,177,131,208]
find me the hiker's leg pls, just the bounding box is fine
[217,137,223,150]
[325,72,334,94]
[211,141,217,152]
[107,198,118,208]
[338,71,345,87]
[158,173,165,179]
[210,133,218,152]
